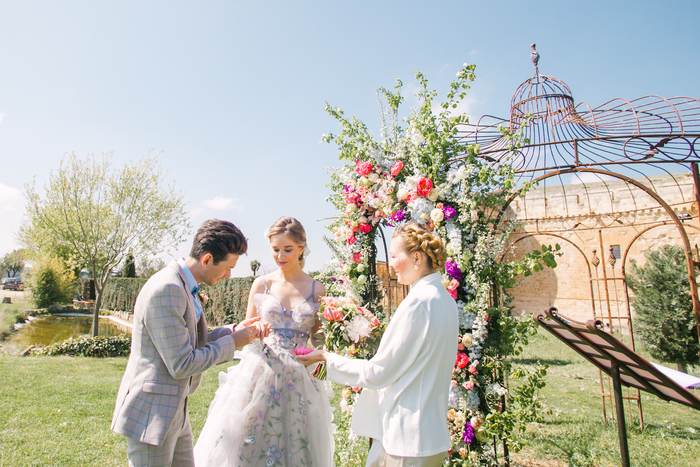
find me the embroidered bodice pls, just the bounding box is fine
[253,280,318,350]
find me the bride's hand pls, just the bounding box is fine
[296,350,327,367]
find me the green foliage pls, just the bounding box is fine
[21,151,190,336]
[30,335,132,357]
[250,260,261,277]
[627,245,699,368]
[0,249,25,278]
[101,277,148,312]
[201,277,255,326]
[137,256,165,279]
[121,252,136,278]
[28,256,76,308]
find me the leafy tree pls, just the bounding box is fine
[137,256,166,280]
[28,255,76,308]
[627,245,699,372]
[1,249,26,278]
[122,252,137,278]
[21,152,190,336]
[250,260,261,277]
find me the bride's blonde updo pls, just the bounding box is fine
[266,216,308,268]
[394,223,448,271]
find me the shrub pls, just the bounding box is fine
[101,277,148,312]
[31,335,131,357]
[627,245,699,372]
[201,277,255,326]
[28,256,76,308]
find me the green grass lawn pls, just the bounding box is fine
[0,295,34,338]
[0,329,698,466]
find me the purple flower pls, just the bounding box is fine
[463,420,475,444]
[445,259,462,281]
[388,209,409,226]
[443,205,457,220]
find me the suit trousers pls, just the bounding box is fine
[366,440,447,467]
[126,398,194,467]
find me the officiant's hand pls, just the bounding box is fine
[296,350,327,367]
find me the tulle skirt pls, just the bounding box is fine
[194,341,335,467]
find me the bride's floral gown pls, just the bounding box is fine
[194,281,334,467]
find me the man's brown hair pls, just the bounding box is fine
[190,219,247,264]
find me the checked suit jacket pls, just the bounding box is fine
[111,261,237,446]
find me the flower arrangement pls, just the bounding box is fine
[318,296,382,359]
[322,63,554,464]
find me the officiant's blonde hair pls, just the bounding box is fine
[394,223,447,270]
[266,217,308,268]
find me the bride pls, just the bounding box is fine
[194,216,334,467]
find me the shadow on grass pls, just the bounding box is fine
[513,357,571,367]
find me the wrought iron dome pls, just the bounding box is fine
[455,44,700,190]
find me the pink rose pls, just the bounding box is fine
[416,177,433,196]
[359,223,372,234]
[347,235,356,245]
[451,380,458,387]
[457,343,465,351]
[463,381,474,390]
[468,365,478,374]
[447,279,459,291]
[352,252,363,263]
[356,160,372,176]
[294,346,313,356]
[351,386,362,393]
[448,288,458,300]
[455,353,469,369]
[390,161,404,176]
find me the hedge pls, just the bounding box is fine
[84,276,254,326]
[31,335,132,357]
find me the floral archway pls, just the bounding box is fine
[319,64,558,464]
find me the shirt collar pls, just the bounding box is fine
[411,272,442,289]
[177,257,200,295]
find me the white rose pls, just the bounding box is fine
[462,334,473,347]
[431,208,445,223]
[368,173,379,182]
[397,189,408,201]
[370,197,383,208]
[359,216,369,224]
[346,203,358,213]
[428,188,440,201]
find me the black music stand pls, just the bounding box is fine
[533,307,700,467]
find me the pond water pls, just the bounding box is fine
[7,315,131,348]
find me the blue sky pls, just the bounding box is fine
[1,1,699,275]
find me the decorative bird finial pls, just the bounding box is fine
[530,43,540,75]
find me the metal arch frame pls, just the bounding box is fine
[502,232,598,317]
[499,166,700,337]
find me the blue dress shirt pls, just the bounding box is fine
[177,257,203,322]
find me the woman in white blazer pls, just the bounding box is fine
[299,223,459,467]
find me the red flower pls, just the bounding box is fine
[356,160,372,176]
[352,252,363,263]
[448,288,458,300]
[405,190,418,203]
[416,177,433,196]
[455,353,469,369]
[359,223,372,234]
[390,161,404,176]
[347,234,356,245]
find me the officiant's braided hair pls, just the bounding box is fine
[191,219,248,264]
[266,216,308,268]
[394,223,447,270]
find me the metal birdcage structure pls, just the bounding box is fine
[454,44,700,428]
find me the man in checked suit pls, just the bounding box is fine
[112,219,269,467]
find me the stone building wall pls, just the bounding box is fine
[503,172,700,326]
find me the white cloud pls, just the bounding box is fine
[0,183,22,213]
[201,195,241,211]
[189,195,244,219]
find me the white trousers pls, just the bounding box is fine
[366,440,447,467]
[126,399,194,467]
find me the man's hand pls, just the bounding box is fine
[230,317,271,349]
